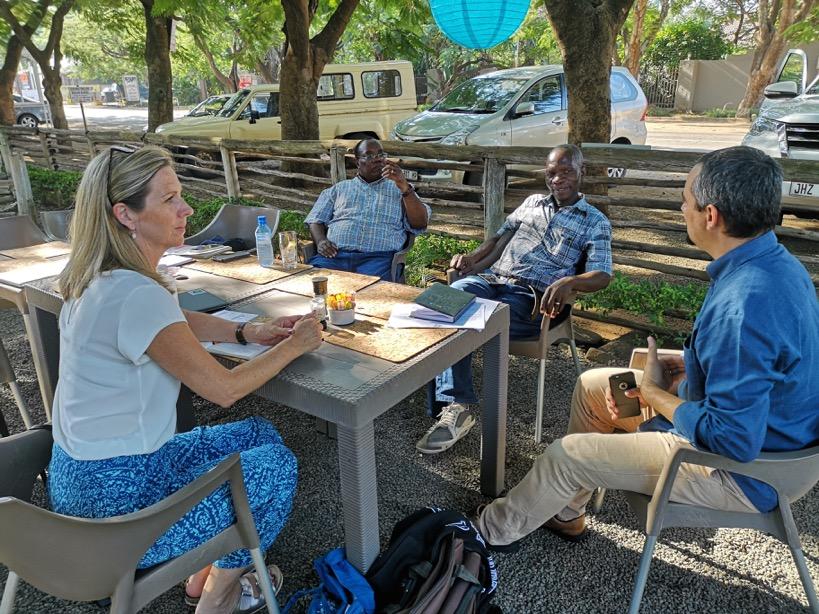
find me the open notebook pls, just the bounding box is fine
[201,310,271,361]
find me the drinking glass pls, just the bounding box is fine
[278,231,298,270]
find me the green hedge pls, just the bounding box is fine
[27,166,81,210]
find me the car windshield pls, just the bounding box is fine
[432,77,529,114]
[805,75,819,95]
[190,96,228,117]
[217,90,250,117]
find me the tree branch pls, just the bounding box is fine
[281,0,311,60]
[312,0,360,55]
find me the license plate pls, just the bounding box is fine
[789,182,817,197]
[404,169,418,181]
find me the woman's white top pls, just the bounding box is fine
[52,269,187,460]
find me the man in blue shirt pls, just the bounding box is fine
[474,146,819,547]
[417,145,612,454]
[305,139,431,280]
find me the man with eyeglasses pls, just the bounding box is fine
[304,138,430,280]
[417,144,612,455]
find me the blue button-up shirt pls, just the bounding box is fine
[490,194,612,292]
[670,231,819,511]
[305,176,431,253]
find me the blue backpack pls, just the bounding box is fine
[282,547,375,614]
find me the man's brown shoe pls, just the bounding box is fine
[543,514,587,542]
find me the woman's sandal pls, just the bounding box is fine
[183,563,283,608]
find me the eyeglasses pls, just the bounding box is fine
[358,152,387,162]
[107,145,136,203]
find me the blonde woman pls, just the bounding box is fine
[48,145,322,614]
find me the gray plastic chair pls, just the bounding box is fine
[623,441,819,614]
[0,337,32,429]
[185,204,280,249]
[40,209,73,242]
[0,215,48,250]
[444,268,581,443]
[0,430,280,614]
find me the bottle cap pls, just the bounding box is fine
[257,215,267,224]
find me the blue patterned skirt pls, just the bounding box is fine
[48,416,297,569]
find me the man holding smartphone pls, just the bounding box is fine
[473,146,819,547]
[305,138,430,281]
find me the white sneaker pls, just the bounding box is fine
[416,403,477,454]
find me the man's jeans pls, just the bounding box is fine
[309,249,396,281]
[433,275,543,413]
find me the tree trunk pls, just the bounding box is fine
[736,0,816,118]
[279,0,359,141]
[280,48,325,141]
[625,0,648,77]
[142,0,174,131]
[0,36,24,126]
[545,0,634,146]
[41,66,68,129]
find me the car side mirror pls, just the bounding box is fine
[249,109,260,124]
[514,102,536,117]
[763,81,799,99]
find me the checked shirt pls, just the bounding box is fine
[305,176,431,253]
[490,193,612,292]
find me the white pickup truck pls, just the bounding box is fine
[742,48,819,218]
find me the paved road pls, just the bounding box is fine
[64,105,748,150]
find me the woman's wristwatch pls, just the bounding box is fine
[235,321,249,345]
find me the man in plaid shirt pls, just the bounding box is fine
[417,144,612,455]
[305,139,431,280]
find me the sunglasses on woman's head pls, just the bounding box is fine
[107,145,137,203]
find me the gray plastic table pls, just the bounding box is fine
[23,281,510,572]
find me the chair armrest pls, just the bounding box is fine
[646,442,819,532]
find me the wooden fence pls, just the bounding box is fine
[2,124,817,333]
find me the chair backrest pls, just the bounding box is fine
[41,209,73,242]
[0,425,52,502]
[185,204,280,248]
[744,446,819,503]
[0,215,49,250]
[628,348,684,370]
[0,453,254,603]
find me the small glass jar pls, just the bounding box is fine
[309,295,328,329]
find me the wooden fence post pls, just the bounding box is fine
[11,151,35,216]
[38,132,57,170]
[220,145,240,200]
[329,146,347,184]
[483,155,506,239]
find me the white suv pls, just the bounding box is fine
[390,65,647,183]
[742,48,819,219]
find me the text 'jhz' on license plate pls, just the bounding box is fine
[789,182,816,197]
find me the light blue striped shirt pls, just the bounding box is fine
[305,176,431,253]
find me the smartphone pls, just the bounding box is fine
[212,249,255,263]
[608,371,641,418]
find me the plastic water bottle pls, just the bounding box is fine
[255,215,274,268]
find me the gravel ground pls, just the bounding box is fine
[1,307,818,614]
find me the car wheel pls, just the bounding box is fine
[18,114,39,128]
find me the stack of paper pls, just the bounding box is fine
[388,298,498,331]
[201,310,271,360]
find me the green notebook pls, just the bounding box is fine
[411,283,476,323]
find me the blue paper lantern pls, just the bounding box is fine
[429,0,532,50]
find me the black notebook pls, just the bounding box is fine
[411,283,476,323]
[178,288,228,313]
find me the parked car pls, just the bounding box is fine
[13,94,47,128]
[389,65,647,183]
[156,61,418,166]
[742,48,819,219]
[186,94,232,117]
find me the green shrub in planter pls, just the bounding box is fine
[27,166,82,210]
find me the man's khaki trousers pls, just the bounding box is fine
[478,368,757,546]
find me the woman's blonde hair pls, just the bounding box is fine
[59,145,175,299]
